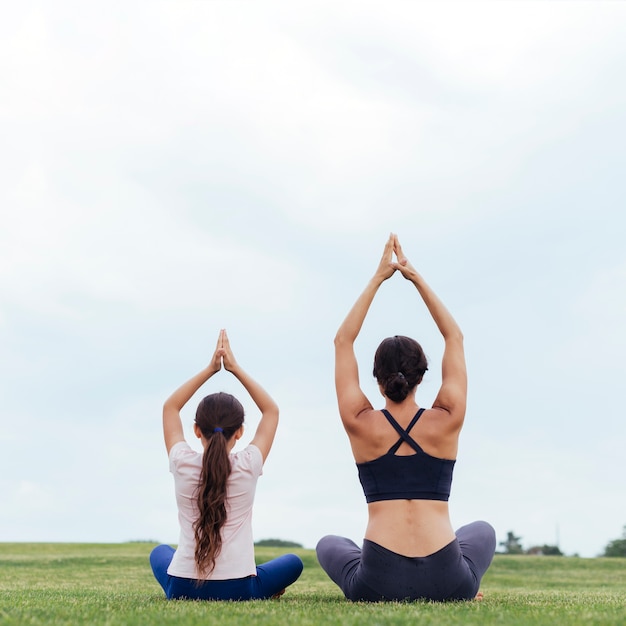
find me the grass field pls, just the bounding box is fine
[1,543,625,625]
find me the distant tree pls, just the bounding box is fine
[254,538,303,548]
[603,526,626,557]
[499,531,524,554]
[526,544,563,556]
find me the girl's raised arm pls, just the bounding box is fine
[162,331,224,454]
[221,331,279,462]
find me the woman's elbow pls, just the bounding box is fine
[334,332,354,347]
[445,329,464,343]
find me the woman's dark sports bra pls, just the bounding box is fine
[356,408,455,503]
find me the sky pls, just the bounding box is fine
[1,1,625,558]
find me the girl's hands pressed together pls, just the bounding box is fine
[209,330,225,374]
[220,330,239,373]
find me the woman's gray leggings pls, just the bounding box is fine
[316,520,496,602]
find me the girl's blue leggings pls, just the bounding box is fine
[150,544,303,601]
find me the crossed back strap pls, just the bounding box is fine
[381,408,426,455]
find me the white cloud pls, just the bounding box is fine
[1,164,299,319]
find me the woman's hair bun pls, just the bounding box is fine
[383,372,410,403]
[373,336,428,402]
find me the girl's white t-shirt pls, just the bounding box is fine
[166,441,263,580]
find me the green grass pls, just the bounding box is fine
[0,543,625,625]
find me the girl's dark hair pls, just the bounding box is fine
[193,392,245,576]
[373,335,428,403]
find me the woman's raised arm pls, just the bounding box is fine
[392,235,467,423]
[335,234,396,427]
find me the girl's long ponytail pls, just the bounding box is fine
[193,431,230,576]
[193,392,245,576]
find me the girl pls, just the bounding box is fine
[316,234,495,602]
[150,329,303,600]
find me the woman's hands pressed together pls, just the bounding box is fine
[390,234,419,282]
[373,233,420,284]
[374,233,398,283]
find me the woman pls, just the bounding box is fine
[150,329,303,600]
[316,234,495,602]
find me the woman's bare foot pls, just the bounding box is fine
[271,589,286,599]
[474,591,484,601]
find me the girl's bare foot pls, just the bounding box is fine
[271,589,286,599]
[474,591,484,601]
